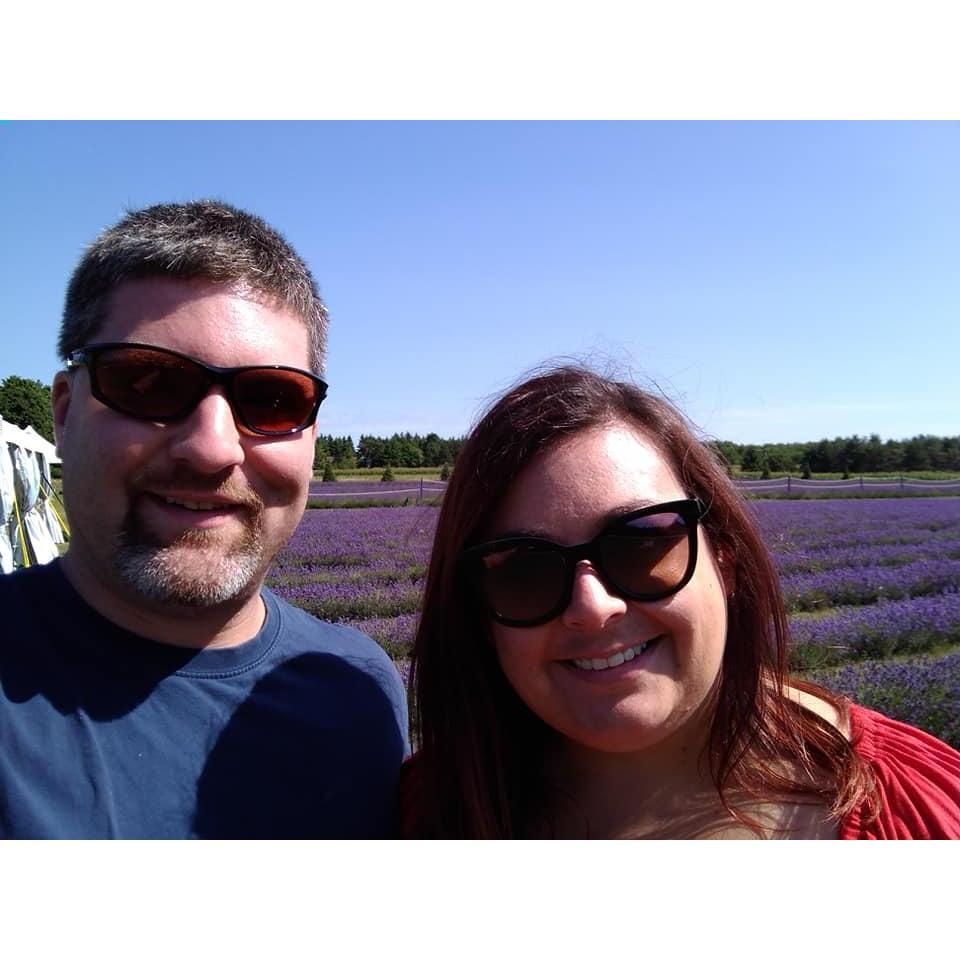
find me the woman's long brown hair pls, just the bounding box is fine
[405,366,876,838]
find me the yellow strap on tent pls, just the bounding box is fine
[47,496,70,538]
[38,473,70,538]
[11,491,31,568]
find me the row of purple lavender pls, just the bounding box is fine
[267,496,960,744]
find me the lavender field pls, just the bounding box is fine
[267,496,960,746]
[306,480,446,508]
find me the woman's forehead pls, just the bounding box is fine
[489,422,686,539]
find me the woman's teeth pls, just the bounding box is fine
[572,638,655,671]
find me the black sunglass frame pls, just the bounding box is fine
[66,341,328,437]
[462,497,708,627]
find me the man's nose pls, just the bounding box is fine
[166,388,245,473]
[560,561,628,631]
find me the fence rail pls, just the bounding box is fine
[307,479,447,502]
[737,476,960,494]
[305,476,960,506]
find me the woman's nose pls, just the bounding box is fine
[560,561,628,631]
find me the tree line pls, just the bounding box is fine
[1,375,956,475]
[711,434,960,475]
[314,433,464,470]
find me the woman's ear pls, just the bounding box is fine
[715,546,737,598]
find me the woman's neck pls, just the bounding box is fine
[540,719,722,839]
[536,695,842,839]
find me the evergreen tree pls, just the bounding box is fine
[313,436,330,471]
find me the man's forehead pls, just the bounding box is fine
[104,276,287,318]
[97,276,311,368]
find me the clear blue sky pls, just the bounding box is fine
[2,121,957,445]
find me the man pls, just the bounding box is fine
[0,200,408,838]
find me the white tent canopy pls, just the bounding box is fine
[1,416,67,574]
[18,424,61,463]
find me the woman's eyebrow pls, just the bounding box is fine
[605,499,664,520]
[489,500,670,542]
[486,525,557,541]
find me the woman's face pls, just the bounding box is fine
[486,422,729,755]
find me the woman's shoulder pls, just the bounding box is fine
[840,704,960,840]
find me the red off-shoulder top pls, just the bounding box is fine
[840,704,960,839]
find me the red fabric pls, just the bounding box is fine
[840,704,960,839]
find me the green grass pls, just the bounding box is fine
[317,467,445,480]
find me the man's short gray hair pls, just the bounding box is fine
[59,199,329,375]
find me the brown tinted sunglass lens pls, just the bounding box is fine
[95,349,206,418]
[481,548,567,623]
[599,516,690,596]
[233,368,318,432]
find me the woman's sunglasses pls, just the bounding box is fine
[66,342,328,437]
[462,498,707,627]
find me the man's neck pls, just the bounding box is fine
[59,552,267,649]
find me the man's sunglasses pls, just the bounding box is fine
[66,342,328,437]
[462,498,707,628]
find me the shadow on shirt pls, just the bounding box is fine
[192,653,406,839]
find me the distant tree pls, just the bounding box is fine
[765,451,787,473]
[442,437,464,464]
[385,433,423,468]
[939,436,960,471]
[313,436,330,471]
[329,435,357,468]
[881,439,904,472]
[421,433,444,467]
[807,439,834,474]
[322,462,337,482]
[357,435,388,468]
[801,462,812,479]
[711,440,741,469]
[0,376,54,442]
[903,436,933,472]
[439,462,451,481]
[741,445,767,474]
[863,434,885,473]
[381,465,395,482]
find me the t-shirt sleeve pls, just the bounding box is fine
[841,705,960,839]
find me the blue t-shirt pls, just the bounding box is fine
[0,561,409,838]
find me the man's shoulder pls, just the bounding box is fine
[263,589,409,755]
[265,589,400,679]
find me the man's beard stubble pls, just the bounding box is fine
[113,477,268,609]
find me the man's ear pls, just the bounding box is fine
[51,370,73,454]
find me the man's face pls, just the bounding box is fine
[53,277,318,613]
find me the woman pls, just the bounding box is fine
[402,365,960,838]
